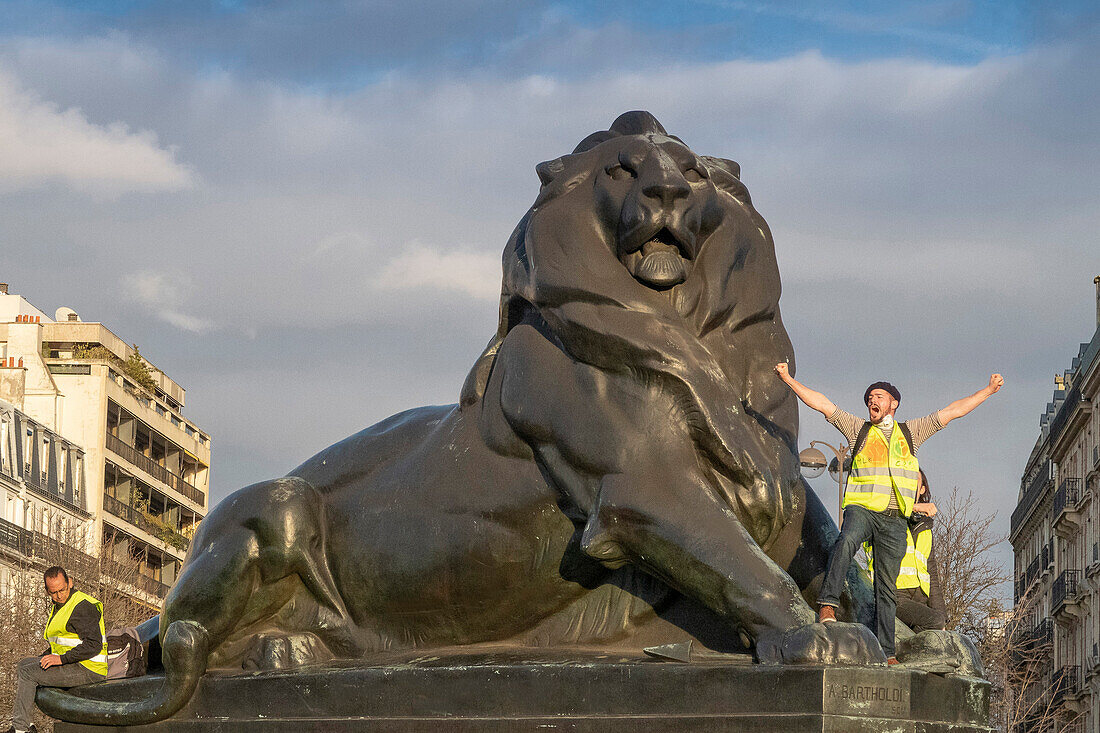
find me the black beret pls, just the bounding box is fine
[864,381,901,405]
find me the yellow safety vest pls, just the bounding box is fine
[44,589,107,676]
[866,526,933,597]
[843,423,921,517]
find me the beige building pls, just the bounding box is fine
[0,283,210,603]
[1012,277,1100,733]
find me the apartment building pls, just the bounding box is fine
[0,283,211,603]
[1011,277,1100,733]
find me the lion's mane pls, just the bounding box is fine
[462,112,801,549]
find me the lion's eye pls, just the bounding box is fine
[606,164,635,181]
[683,168,705,183]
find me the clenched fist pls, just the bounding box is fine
[775,362,790,378]
[988,374,1004,393]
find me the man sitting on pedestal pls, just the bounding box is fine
[5,567,107,733]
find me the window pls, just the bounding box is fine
[73,454,84,503]
[41,436,50,484]
[0,416,10,476]
[58,448,67,490]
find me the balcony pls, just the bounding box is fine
[101,557,169,599]
[102,492,191,552]
[1010,618,1054,670]
[0,516,99,575]
[1049,384,1091,459]
[1053,665,1080,706]
[1011,461,1053,537]
[1088,543,1100,578]
[0,515,169,602]
[1026,556,1040,589]
[106,432,205,507]
[21,472,91,518]
[1053,478,1083,538]
[1053,569,1083,622]
[1053,664,1090,716]
[1087,644,1100,680]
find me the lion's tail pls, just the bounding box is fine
[37,620,209,726]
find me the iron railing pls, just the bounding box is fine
[1012,461,1053,535]
[24,479,90,518]
[0,517,97,575]
[0,516,169,599]
[105,432,205,507]
[1049,384,1084,443]
[102,492,190,550]
[1054,477,1082,521]
[1052,665,1080,705]
[1053,569,1080,612]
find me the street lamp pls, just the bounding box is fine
[799,440,850,525]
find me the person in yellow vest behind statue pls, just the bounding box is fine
[867,469,946,633]
[774,365,1002,664]
[5,567,106,733]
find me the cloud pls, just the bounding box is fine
[371,243,501,301]
[124,271,215,334]
[0,69,194,195]
[0,22,1096,554]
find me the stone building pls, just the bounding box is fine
[1012,277,1100,733]
[0,283,211,605]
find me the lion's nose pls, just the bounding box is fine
[638,154,691,207]
[642,178,690,207]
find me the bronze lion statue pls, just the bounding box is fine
[42,111,977,726]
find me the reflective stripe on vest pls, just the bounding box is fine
[866,526,932,597]
[843,422,920,517]
[43,590,107,676]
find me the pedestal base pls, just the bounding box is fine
[53,649,991,732]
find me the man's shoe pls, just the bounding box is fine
[887,657,899,665]
[818,605,837,623]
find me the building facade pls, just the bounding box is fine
[0,283,211,604]
[1012,277,1100,733]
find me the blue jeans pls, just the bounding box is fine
[818,505,908,658]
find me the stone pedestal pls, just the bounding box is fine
[53,649,991,732]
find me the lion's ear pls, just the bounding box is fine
[536,158,566,186]
[702,156,740,179]
[702,156,751,204]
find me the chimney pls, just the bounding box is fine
[67,313,79,322]
[1094,275,1099,327]
[0,283,7,295]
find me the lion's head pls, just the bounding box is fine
[463,112,797,468]
[533,112,754,295]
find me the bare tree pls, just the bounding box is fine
[928,487,1080,731]
[977,595,1079,733]
[932,486,1010,633]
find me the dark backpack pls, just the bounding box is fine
[105,626,146,679]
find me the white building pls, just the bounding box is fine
[1012,277,1100,733]
[0,283,211,603]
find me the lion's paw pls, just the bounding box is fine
[241,632,333,671]
[895,630,984,677]
[756,622,887,667]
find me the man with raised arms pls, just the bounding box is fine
[773,364,1003,664]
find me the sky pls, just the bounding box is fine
[2,0,1099,599]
